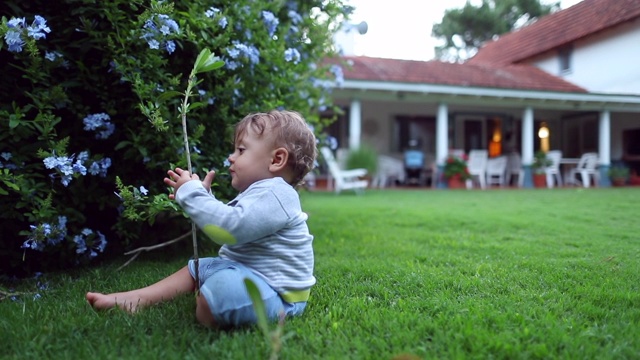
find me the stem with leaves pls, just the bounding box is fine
[176,49,224,289]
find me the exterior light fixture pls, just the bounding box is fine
[538,122,550,152]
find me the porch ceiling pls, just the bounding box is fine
[334,80,640,112]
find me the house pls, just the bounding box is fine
[326,0,640,188]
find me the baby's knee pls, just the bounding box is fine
[195,293,216,328]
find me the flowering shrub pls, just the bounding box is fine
[443,153,471,180]
[0,0,351,276]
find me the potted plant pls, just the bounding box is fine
[443,154,470,189]
[531,150,551,188]
[345,145,378,179]
[608,165,629,186]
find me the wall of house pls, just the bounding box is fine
[533,19,640,95]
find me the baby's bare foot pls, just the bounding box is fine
[86,291,148,313]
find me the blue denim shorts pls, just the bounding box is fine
[188,257,307,328]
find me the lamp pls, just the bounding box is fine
[538,122,549,152]
[344,21,368,35]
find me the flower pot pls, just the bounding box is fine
[611,178,626,187]
[447,175,466,189]
[533,173,546,188]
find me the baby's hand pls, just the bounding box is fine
[201,170,216,193]
[164,167,199,200]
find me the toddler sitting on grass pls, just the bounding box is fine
[87,110,317,328]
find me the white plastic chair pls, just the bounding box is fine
[568,152,599,188]
[485,156,508,187]
[466,150,488,189]
[373,155,404,188]
[320,147,369,194]
[506,152,524,187]
[545,150,563,188]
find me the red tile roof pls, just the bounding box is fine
[340,56,587,93]
[469,0,640,65]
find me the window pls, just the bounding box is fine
[559,45,573,74]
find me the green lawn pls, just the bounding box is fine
[1,187,639,359]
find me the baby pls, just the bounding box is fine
[87,110,317,328]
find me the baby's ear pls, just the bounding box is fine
[270,147,289,171]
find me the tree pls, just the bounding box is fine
[0,0,351,276]
[432,0,560,62]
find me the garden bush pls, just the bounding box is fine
[0,0,350,276]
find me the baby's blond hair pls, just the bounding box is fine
[234,110,317,186]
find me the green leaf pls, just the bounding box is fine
[193,48,225,74]
[244,278,270,337]
[198,58,224,73]
[114,141,131,151]
[9,116,20,129]
[188,102,206,111]
[157,90,183,102]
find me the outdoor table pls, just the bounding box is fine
[560,158,580,184]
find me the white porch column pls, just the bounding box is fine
[348,99,361,150]
[599,109,611,187]
[436,102,449,188]
[522,106,535,187]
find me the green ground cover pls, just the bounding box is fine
[1,188,638,359]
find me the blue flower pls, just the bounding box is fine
[88,158,111,177]
[4,29,25,52]
[205,7,220,18]
[139,186,148,195]
[284,48,301,64]
[262,11,279,37]
[43,153,86,186]
[22,238,45,251]
[219,17,228,29]
[140,14,179,54]
[73,234,87,254]
[45,51,63,61]
[83,113,115,139]
[1,152,12,161]
[225,42,260,69]
[74,228,107,259]
[21,215,67,251]
[26,15,51,40]
[330,64,344,87]
[77,151,89,163]
[288,10,303,24]
[3,15,51,52]
[165,40,176,54]
[73,160,87,176]
[7,17,26,28]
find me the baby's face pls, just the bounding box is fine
[227,127,277,192]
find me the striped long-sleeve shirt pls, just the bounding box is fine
[175,177,315,302]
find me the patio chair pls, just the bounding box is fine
[485,156,508,187]
[403,149,425,185]
[567,152,599,188]
[320,147,369,194]
[466,150,488,189]
[506,152,524,187]
[373,155,404,188]
[544,150,563,188]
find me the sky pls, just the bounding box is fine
[340,0,585,61]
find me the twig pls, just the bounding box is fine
[0,289,33,302]
[116,231,191,271]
